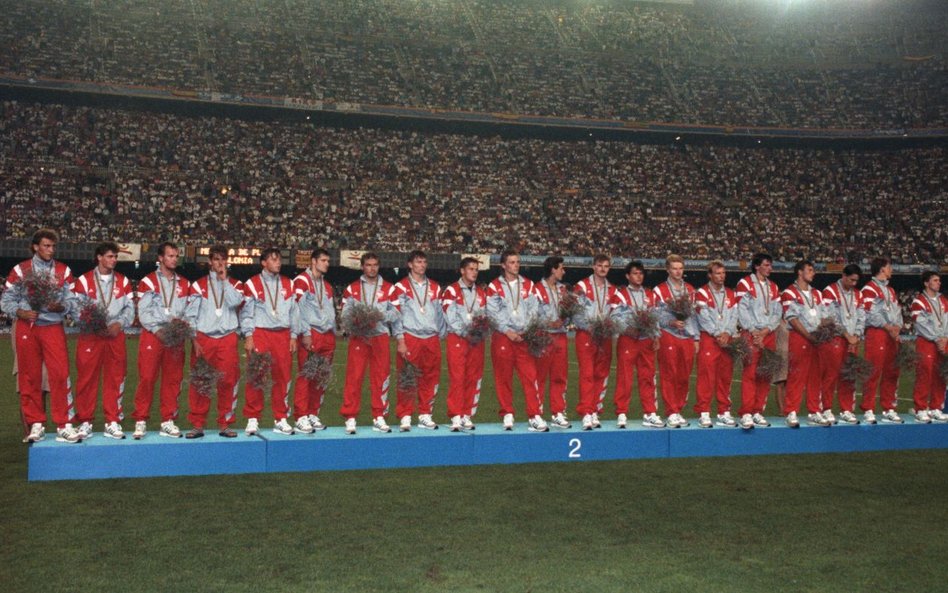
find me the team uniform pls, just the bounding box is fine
[486,275,546,430]
[860,278,903,421]
[735,274,783,423]
[781,284,825,421]
[653,279,699,426]
[694,284,739,425]
[572,276,617,426]
[611,286,661,426]
[442,280,487,428]
[339,276,398,428]
[132,270,190,434]
[819,281,865,421]
[390,276,446,428]
[1,256,77,440]
[240,271,301,431]
[185,274,245,432]
[293,271,337,430]
[533,279,570,425]
[910,292,948,421]
[72,269,135,437]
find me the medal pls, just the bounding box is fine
[215,308,223,317]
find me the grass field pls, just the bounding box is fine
[2,335,946,593]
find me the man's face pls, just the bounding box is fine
[262,253,282,274]
[362,258,380,280]
[409,257,428,278]
[925,275,941,294]
[97,251,118,273]
[551,263,565,282]
[841,273,859,291]
[210,253,228,276]
[502,255,520,277]
[799,264,815,285]
[158,248,179,272]
[461,263,479,285]
[312,254,330,275]
[593,259,610,279]
[709,266,726,287]
[667,261,684,282]
[33,238,56,262]
[626,268,644,287]
[879,263,893,281]
[756,260,773,279]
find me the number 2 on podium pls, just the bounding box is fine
[568,438,582,459]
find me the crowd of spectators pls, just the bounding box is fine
[2,100,945,265]
[0,0,944,129]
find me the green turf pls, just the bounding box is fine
[1,336,945,593]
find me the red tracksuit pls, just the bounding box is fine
[533,281,568,416]
[694,286,738,416]
[860,281,901,412]
[653,281,697,415]
[819,283,864,414]
[339,278,396,419]
[735,275,782,417]
[910,293,948,412]
[391,277,444,419]
[573,277,616,417]
[442,281,487,418]
[612,287,659,416]
[782,285,824,415]
[293,273,336,418]
[487,276,543,418]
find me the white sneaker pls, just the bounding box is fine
[77,421,94,440]
[785,412,800,428]
[616,413,628,429]
[27,423,45,442]
[274,418,295,435]
[450,415,463,432]
[160,420,182,438]
[417,414,439,430]
[822,410,837,425]
[294,416,315,434]
[863,410,877,425]
[551,413,572,429]
[881,409,904,424]
[103,421,125,439]
[461,415,476,431]
[309,415,326,431]
[581,414,594,431]
[345,418,357,434]
[133,420,147,439]
[914,409,932,424]
[245,418,259,436]
[752,413,771,427]
[528,415,549,432]
[502,413,514,431]
[56,424,81,443]
[373,416,392,433]
[807,412,830,427]
[929,409,948,423]
[698,412,713,428]
[739,413,755,430]
[591,412,602,428]
[716,412,737,427]
[642,413,666,428]
[838,410,860,425]
[399,415,412,432]
[667,413,689,428]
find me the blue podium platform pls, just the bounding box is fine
[28,418,948,481]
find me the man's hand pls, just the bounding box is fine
[290,337,297,354]
[651,338,660,352]
[397,338,409,358]
[47,302,65,313]
[672,320,685,330]
[192,339,203,357]
[547,319,564,330]
[301,334,313,352]
[16,309,38,322]
[107,322,123,338]
[505,330,522,343]
[244,336,254,353]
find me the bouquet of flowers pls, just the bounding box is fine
[809,318,842,345]
[722,335,751,365]
[397,360,421,391]
[247,351,273,393]
[667,293,694,322]
[190,357,224,399]
[622,309,659,339]
[341,302,385,338]
[755,347,786,382]
[590,315,618,344]
[557,290,582,321]
[300,353,333,391]
[522,317,553,358]
[466,310,495,345]
[159,317,193,349]
[895,344,919,371]
[77,302,110,337]
[840,354,874,385]
[21,270,60,312]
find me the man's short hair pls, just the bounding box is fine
[360,252,380,266]
[260,247,282,262]
[157,241,178,257]
[95,241,120,258]
[311,247,331,260]
[870,257,890,277]
[593,253,610,264]
[842,263,862,277]
[500,249,519,264]
[794,260,814,275]
[209,245,229,259]
[665,254,684,268]
[31,228,59,246]
[750,253,772,273]
[407,249,427,263]
[459,257,480,271]
[624,260,645,275]
[707,260,726,274]
[921,270,939,286]
[543,256,564,278]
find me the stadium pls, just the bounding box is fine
[1,0,946,591]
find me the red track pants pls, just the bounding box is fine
[243,328,292,421]
[395,334,442,418]
[294,329,336,418]
[658,333,695,415]
[133,329,184,422]
[340,334,391,419]
[536,333,568,416]
[445,334,485,418]
[862,328,900,412]
[188,332,240,429]
[818,337,856,413]
[75,332,126,424]
[695,333,734,415]
[738,331,777,416]
[575,330,613,416]
[785,331,821,415]
[913,339,946,412]
[491,332,542,418]
[613,335,657,415]
[15,322,73,427]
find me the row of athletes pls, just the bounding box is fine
[3,229,947,443]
